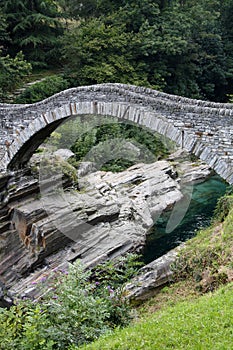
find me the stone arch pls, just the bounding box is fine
[6,101,184,169]
[0,83,233,183]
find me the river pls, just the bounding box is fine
[144,175,228,263]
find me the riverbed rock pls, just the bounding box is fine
[168,149,213,184]
[53,148,75,160]
[124,248,180,304]
[0,152,213,301]
[0,281,13,308]
[77,161,97,177]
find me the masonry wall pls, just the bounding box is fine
[0,83,233,183]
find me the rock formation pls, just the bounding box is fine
[0,150,212,301]
[124,248,179,304]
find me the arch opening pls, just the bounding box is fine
[8,110,177,171]
[8,119,69,170]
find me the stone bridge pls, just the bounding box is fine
[1,83,233,183]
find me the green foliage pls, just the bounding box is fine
[0,50,31,101]
[0,10,10,49]
[1,0,63,67]
[0,302,52,350]
[14,75,69,103]
[41,262,111,349]
[70,122,170,172]
[62,18,149,87]
[58,0,232,101]
[0,255,140,349]
[91,253,142,289]
[46,115,171,173]
[213,191,233,222]
[39,155,78,183]
[46,115,99,150]
[57,0,112,19]
[0,0,233,100]
[90,254,142,328]
[221,0,233,96]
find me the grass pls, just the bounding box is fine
[172,215,233,293]
[138,280,200,316]
[76,283,233,350]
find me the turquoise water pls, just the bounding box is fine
[144,175,228,263]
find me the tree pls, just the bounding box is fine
[62,18,149,86]
[57,0,121,19]
[0,10,10,51]
[178,0,228,101]
[138,0,228,101]
[1,0,63,67]
[220,0,233,97]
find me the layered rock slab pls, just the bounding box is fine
[0,160,182,297]
[0,154,212,300]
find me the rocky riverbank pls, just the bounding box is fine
[0,150,212,305]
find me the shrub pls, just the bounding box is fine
[213,192,233,222]
[0,51,32,102]
[91,253,142,289]
[0,255,140,349]
[40,262,111,349]
[14,75,70,103]
[0,302,52,350]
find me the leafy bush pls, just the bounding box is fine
[14,75,70,103]
[0,51,32,101]
[90,254,142,327]
[0,255,140,349]
[40,155,78,184]
[213,191,233,222]
[91,253,142,289]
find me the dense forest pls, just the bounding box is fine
[0,0,233,102]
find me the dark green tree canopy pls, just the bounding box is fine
[1,0,63,67]
[0,11,10,51]
[1,0,233,102]
[60,0,232,101]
